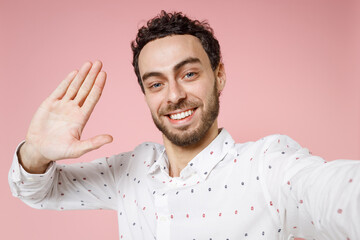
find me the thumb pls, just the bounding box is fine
[73,134,113,157]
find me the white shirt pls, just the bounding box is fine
[8,129,360,240]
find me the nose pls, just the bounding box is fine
[166,80,186,104]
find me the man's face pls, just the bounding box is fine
[138,35,225,146]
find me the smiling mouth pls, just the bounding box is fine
[168,108,196,120]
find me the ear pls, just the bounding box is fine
[215,63,226,92]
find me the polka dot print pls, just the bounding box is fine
[9,131,360,240]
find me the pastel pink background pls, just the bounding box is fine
[0,0,359,239]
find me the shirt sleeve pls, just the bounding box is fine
[260,135,360,240]
[8,141,128,211]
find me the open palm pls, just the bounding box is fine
[22,61,112,169]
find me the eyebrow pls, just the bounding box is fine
[142,57,201,82]
[173,57,201,72]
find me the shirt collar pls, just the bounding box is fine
[147,128,235,180]
[185,128,235,180]
[147,147,168,175]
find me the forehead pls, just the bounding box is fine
[138,35,211,76]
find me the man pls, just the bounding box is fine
[8,11,359,240]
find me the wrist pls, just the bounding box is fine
[18,142,51,174]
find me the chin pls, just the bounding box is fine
[158,120,211,146]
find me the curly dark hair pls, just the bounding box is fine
[131,10,222,93]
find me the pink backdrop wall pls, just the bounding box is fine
[1,0,359,239]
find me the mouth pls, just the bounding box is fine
[167,108,196,121]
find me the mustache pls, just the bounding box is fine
[159,100,199,115]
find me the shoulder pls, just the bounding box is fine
[232,134,304,161]
[133,141,164,156]
[108,141,164,165]
[103,142,164,178]
[109,142,164,159]
[263,134,302,152]
[252,134,302,151]
[234,133,301,150]
[135,141,164,151]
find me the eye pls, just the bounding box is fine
[151,83,162,88]
[185,72,196,79]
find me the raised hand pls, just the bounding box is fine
[19,61,113,173]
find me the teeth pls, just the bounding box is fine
[170,109,194,120]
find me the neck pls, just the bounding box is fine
[163,120,219,178]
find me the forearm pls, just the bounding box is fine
[9,142,121,211]
[284,159,360,239]
[261,134,360,239]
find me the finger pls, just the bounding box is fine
[63,62,92,100]
[48,70,78,100]
[81,71,107,119]
[71,134,113,158]
[74,60,103,106]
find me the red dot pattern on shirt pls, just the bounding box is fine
[14,135,358,239]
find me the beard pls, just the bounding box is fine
[151,81,220,146]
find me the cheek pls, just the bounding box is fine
[186,83,213,103]
[145,95,163,114]
[189,73,215,96]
